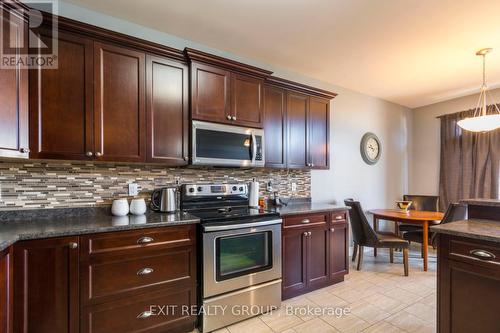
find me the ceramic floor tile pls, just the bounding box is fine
[226,317,273,333]
[320,313,371,332]
[404,303,436,323]
[385,311,429,333]
[292,318,339,333]
[361,320,405,333]
[260,307,304,332]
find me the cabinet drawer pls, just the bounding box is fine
[86,248,194,302]
[82,287,196,333]
[283,213,328,228]
[83,225,195,256]
[331,211,347,222]
[449,237,500,267]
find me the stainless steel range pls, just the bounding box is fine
[180,183,282,332]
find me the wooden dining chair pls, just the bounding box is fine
[345,199,410,276]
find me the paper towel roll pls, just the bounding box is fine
[249,180,259,208]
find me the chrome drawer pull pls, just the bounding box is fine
[303,231,308,237]
[335,215,344,220]
[137,268,154,276]
[330,228,335,232]
[137,236,154,245]
[470,249,496,260]
[301,219,310,224]
[137,311,153,319]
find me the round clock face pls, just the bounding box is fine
[360,133,381,165]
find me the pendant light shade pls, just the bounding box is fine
[457,48,500,132]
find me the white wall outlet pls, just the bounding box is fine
[128,183,139,196]
[291,182,297,192]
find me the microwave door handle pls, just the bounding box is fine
[251,132,257,164]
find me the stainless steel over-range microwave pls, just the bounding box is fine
[192,121,265,167]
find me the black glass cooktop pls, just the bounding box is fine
[186,206,279,223]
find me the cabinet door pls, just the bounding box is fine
[263,85,286,167]
[94,42,146,162]
[30,31,94,160]
[307,226,330,289]
[0,248,12,333]
[13,237,79,333]
[231,73,263,128]
[191,62,230,124]
[308,97,330,169]
[287,92,308,168]
[0,8,28,158]
[282,228,308,300]
[146,55,189,165]
[329,221,348,281]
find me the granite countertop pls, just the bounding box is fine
[431,219,500,243]
[0,207,200,252]
[271,202,349,216]
[460,199,500,207]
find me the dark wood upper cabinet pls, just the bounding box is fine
[0,7,28,159]
[287,92,309,168]
[231,74,263,128]
[263,85,286,167]
[308,97,330,169]
[94,42,146,162]
[146,55,189,165]
[13,237,79,333]
[190,62,231,124]
[0,248,12,333]
[30,31,94,160]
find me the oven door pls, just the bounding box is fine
[192,121,265,167]
[202,220,281,298]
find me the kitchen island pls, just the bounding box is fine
[432,199,500,333]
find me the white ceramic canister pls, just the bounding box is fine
[130,198,147,215]
[111,199,129,216]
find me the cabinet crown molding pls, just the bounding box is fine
[266,76,337,100]
[185,47,273,78]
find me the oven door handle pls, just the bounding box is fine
[251,132,257,164]
[203,219,282,232]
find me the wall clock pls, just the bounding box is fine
[360,132,381,165]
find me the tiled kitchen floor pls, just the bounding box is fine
[208,246,437,333]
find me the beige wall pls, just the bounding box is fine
[54,2,412,213]
[409,87,500,195]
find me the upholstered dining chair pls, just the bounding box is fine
[345,199,410,276]
[398,195,440,233]
[403,202,467,248]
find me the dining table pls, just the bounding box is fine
[367,209,444,271]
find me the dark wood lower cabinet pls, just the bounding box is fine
[13,236,80,333]
[437,234,500,333]
[0,248,12,333]
[10,225,197,333]
[282,211,349,300]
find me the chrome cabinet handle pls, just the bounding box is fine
[301,219,310,224]
[183,156,189,161]
[335,215,344,220]
[20,147,30,153]
[137,268,154,276]
[330,228,335,232]
[86,151,93,157]
[226,115,232,120]
[470,249,496,260]
[137,311,153,319]
[95,152,102,157]
[303,231,308,237]
[137,236,154,245]
[232,116,237,121]
[308,231,312,236]
[69,242,78,249]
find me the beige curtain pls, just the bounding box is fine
[439,108,500,210]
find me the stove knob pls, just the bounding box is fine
[232,186,237,191]
[188,188,195,193]
[239,187,244,192]
[197,187,203,192]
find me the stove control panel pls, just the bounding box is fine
[183,184,248,197]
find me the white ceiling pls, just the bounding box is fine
[63,0,500,108]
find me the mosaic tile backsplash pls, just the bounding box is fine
[0,160,310,211]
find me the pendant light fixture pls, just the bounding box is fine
[457,48,500,132]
